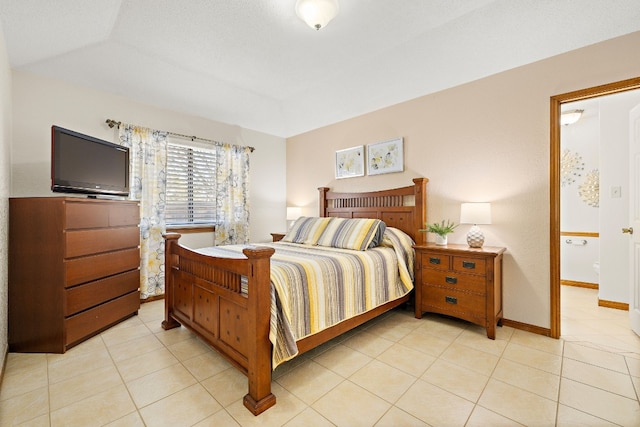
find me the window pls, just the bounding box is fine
[165,143,217,227]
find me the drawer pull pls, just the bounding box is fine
[462,261,476,269]
[445,276,457,284]
[429,257,441,265]
[445,296,458,305]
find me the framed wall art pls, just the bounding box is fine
[335,145,365,179]
[367,137,403,175]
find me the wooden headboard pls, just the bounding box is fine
[318,177,428,245]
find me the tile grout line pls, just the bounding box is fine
[554,337,565,427]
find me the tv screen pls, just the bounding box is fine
[51,126,130,197]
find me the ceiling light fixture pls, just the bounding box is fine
[561,109,584,126]
[295,0,339,31]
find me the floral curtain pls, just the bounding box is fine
[118,125,168,299]
[215,144,251,245]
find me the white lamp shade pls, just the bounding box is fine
[460,203,492,225]
[286,207,302,221]
[295,0,339,30]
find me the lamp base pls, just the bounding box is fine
[466,225,485,248]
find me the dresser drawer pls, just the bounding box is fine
[453,256,486,275]
[65,226,139,258]
[65,291,140,346]
[66,202,110,229]
[65,270,140,316]
[64,248,140,287]
[108,203,140,227]
[65,201,139,230]
[422,269,486,294]
[421,253,450,271]
[421,286,486,320]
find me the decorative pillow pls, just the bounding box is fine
[316,217,383,251]
[380,226,415,249]
[368,221,386,248]
[281,217,332,245]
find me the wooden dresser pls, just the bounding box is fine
[414,243,505,339]
[9,197,141,353]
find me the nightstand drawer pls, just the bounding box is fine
[421,253,450,271]
[422,269,486,294]
[453,256,486,275]
[421,286,485,319]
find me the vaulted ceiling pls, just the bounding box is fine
[1,0,639,137]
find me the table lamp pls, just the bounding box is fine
[286,206,302,229]
[460,202,491,248]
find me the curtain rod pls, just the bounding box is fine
[105,119,255,152]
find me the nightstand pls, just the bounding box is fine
[271,232,286,242]
[414,243,506,339]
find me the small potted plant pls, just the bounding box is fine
[421,220,457,245]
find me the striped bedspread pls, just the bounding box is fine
[197,227,415,368]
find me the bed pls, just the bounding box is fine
[161,177,427,415]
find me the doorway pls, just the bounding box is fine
[550,77,640,338]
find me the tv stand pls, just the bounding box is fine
[8,197,141,353]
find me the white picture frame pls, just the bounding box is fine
[335,145,365,179]
[367,137,404,175]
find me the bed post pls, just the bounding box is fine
[162,233,182,330]
[413,178,428,245]
[242,246,277,415]
[318,187,330,216]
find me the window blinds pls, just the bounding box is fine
[165,143,217,225]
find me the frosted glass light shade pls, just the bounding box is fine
[460,203,492,225]
[295,0,339,30]
[561,109,583,126]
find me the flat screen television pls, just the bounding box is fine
[51,126,130,197]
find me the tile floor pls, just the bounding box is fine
[1,285,639,426]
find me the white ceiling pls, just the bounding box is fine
[1,0,639,138]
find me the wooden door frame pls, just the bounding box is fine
[550,76,640,338]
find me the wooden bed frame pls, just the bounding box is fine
[162,177,427,415]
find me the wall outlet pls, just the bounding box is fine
[611,186,622,198]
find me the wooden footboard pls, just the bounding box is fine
[161,178,428,416]
[162,234,276,415]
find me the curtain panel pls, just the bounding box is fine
[117,125,250,297]
[215,144,251,245]
[118,125,168,299]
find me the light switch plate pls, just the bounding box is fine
[611,186,622,198]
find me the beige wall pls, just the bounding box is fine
[287,31,640,329]
[0,20,11,372]
[11,71,287,245]
[2,63,285,364]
